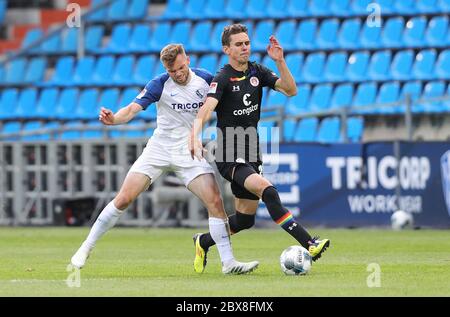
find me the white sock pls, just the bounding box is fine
[82,201,123,250]
[209,217,235,267]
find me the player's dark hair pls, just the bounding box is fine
[221,23,248,46]
[160,44,186,67]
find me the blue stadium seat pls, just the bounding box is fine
[381,17,405,48]
[24,57,47,83]
[119,88,140,108]
[275,20,297,51]
[149,22,171,52]
[253,21,275,52]
[188,21,213,52]
[90,55,116,86]
[317,19,339,49]
[317,117,340,143]
[169,21,191,47]
[36,88,59,119]
[283,119,297,142]
[197,54,218,74]
[293,19,318,50]
[330,83,354,109]
[137,102,157,120]
[128,24,152,52]
[302,52,326,83]
[400,81,423,112]
[245,0,268,19]
[209,20,232,52]
[324,52,348,82]
[285,85,311,114]
[425,16,448,47]
[375,0,395,14]
[132,55,159,84]
[350,0,372,16]
[346,117,364,142]
[60,121,83,140]
[416,81,446,112]
[224,0,247,19]
[261,55,278,76]
[83,120,104,139]
[338,18,361,49]
[439,0,450,12]
[391,50,414,80]
[411,49,437,80]
[185,0,207,20]
[40,122,60,140]
[128,0,149,20]
[218,54,228,69]
[22,121,43,141]
[346,51,370,82]
[85,25,104,52]
[204,0,226,19]
[267,0,289,18]
[249,53,261,64]
[74,89,99,119]
[108,0,127,21]
[160,0,184,20]
[112,55,135,86]
[329,0,351,16]
[359,19,382,49]
[122,119,146,138]
[0,89,18,120]
[61,28,78,53]
[309,0,332,16]
[21,28,44,52]
[86,0,108,22]
[99,88,120,114]
[416,0,440,13]
[293,118,318,142]
[4,58,27,84]
[309,84,333,112]
[266,90,288,109]
[393,0,417,14]
[72,56,95,86]
[1,122,21,141]
[285,53,304,82]
[15,88,38,118]
[56,88,79,119]
[435,49,450,79]
[0,0,6,23]
[100,23,132,53]
[39,29,61,53]
[367,50,392,80]
[403,17,427,47]
[47,56,75,86]
[287,0,308,17]
[376,82,400,114]
[353,82,377,113]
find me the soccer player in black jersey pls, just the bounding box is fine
[189,24,330,273]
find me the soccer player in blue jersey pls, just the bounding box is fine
[70,44,258,275]
[189,24,330,273]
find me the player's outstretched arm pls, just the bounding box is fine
[267,35,297,96]
[189,97,219,160]
[99,102,143,125]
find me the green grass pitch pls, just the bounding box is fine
[0,227,449,296]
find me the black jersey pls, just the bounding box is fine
[207,62,279,163]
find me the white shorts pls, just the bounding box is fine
[128,135,214,187]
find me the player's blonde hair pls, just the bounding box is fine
[160,44,186,67]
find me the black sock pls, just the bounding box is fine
[200,212,255,250]
[262,186,312,248]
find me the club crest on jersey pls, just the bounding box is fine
[196,89,205,99]
[208,82,218,94]
[250,76,259,87]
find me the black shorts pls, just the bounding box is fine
[215,160,262,200]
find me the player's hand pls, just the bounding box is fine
[267,35,284,62]
[99,107,115,125]
[189,135,205,161]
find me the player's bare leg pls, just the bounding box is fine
[70,172,151,269]
[188,173,258,274]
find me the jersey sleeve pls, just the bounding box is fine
[192,68,214,85]
[133,73,169,110]
[207,71,227,101]
[259,64,280,90]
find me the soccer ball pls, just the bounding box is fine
[280,245,312,275]
[391,210,414,230]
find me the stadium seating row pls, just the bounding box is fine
[0,116,364,143]
[2,48,450,86]
[19,15,450,55]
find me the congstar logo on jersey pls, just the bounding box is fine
[233,93,259,116]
